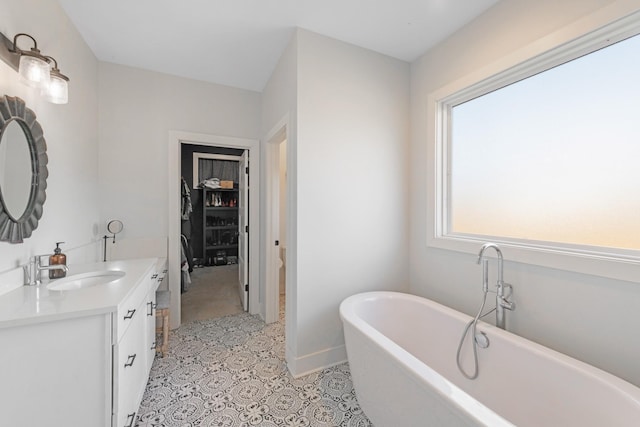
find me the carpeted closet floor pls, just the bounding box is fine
[181,265,244,323]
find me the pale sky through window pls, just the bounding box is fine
[450,33,640,249]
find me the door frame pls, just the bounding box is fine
[168,131,260,329]
[264,116,288,324]
[238,151,249,310]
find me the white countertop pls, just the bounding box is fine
[0,257,166,329]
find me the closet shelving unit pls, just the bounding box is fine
[201,187,239,265]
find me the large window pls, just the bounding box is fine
[429,11,640,278]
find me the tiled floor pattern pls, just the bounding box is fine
[136,304,372,426]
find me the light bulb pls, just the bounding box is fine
[18,54,50,89]
[43,74,68,104]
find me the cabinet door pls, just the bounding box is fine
[0,315,111,427]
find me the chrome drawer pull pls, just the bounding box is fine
[124,354,136,368]
[151,273,158,279]
[151,341,157,350]
[123,309,136,320]
[125,412,136,427]
[147,301,154,316]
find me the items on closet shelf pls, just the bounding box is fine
[180,234,191,293]
[198,178,221,189]
[198,177,235,190]
[180,176,194,293]
[181,177,192,220]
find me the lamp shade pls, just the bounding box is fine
[44,73,68,104]
[18,53,50,89]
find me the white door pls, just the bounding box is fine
[238,151,249,311]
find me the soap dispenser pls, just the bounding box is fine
[49,242,67,279]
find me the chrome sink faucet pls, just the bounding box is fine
[24,254,69,286]
[477,243,515,329]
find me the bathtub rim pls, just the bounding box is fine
[340,291,640,425]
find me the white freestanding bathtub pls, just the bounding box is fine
[340,291,640,427]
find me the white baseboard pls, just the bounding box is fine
[286,344,348,378]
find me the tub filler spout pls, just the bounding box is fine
[477,243,515,329]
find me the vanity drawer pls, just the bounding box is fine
[115,274,152,341]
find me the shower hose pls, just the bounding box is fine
[456,287,495,380]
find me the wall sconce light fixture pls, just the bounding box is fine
[0,31,70,104]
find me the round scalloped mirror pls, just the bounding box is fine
[0,95,48,243]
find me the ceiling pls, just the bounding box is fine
[58,0,499,92]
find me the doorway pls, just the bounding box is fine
[265,119,288,324]
[168,131,260,330]
[276,140,287,314]
[179,145,247,322]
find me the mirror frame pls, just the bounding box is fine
[0,95,48,243]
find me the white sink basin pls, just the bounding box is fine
[46,270,126,291]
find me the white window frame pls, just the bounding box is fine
[426,9,640,282]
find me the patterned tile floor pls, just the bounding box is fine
[136,306,373,426]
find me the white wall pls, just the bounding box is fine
[0,0,100,291]
[98,63,262,328]
[98,63,261,238]
[410,0,640,387]
[291,30,410,375]
[260,32,299,358]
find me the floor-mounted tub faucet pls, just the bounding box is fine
[477,243,515,329]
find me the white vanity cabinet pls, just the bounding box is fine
[113,261,165,427]
[0,257,167,427]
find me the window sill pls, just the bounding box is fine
[427,233,640,283]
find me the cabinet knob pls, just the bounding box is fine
[151,341,157,350]
[125,412,136,427]
[123,309,136,320]
[124,354,137,368]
